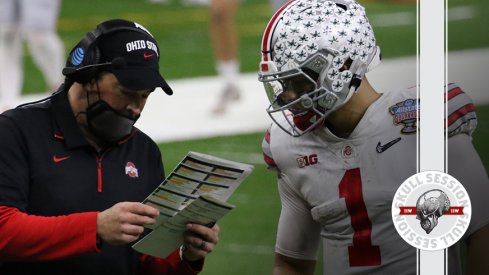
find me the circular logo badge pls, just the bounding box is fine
[71,47,85,65]
[391,171,471,251]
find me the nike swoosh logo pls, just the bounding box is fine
[376,137,402,153]
[143,53,155,59]
[53,155,71,163]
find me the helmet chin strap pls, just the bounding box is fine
[366,46,382,73]
[329,85,357,115]
[343,85,358,104]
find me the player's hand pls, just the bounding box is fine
[96,202,159,245]
[181,223,220,262]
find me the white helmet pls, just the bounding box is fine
[259,0,381,136]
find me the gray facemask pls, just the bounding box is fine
[86,100,138,144]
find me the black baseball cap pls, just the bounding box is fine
[96,19,173,95]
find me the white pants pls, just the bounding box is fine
[0,0,64,108]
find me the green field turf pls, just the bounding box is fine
[20,0,488,94]
[14,0,489,273]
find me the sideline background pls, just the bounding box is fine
[13,0,488,273]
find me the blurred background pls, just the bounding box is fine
[6,0,488,273]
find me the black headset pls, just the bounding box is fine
[62,19,152,84]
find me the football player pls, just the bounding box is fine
[259,0,489,274]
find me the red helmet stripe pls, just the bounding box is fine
[261,0,297,61]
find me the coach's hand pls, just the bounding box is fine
[181,223,220,262]
[97,202,159,245]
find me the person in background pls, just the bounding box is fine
[148,0,241,114]
[259,0,489,274]
[208,0,241,114]
[0,19,220,275]
[0,0,65,110]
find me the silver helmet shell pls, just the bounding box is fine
[259,0,381,136]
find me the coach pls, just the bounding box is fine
[0,19,219,274]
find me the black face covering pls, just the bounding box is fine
[86,100,138,144]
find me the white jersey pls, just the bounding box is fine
[262,84,489,275]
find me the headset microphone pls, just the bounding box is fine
[110,57,126,68]
[61,66,78,76]
[62,57,126,77]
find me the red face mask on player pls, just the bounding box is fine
[265,68,329,134]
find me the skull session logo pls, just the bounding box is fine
[416,189,454,234]
[391,171,471,250]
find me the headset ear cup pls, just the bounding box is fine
[63,30,101,84]
[76,46,101,83]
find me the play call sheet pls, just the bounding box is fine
[132,151,254,258]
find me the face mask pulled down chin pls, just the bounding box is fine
[86,100,138,144]
[293,110,319,131]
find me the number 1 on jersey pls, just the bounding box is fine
[339,168,381,266]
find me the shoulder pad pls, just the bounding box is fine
[262,125,277,169]
[446,83,477,137]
